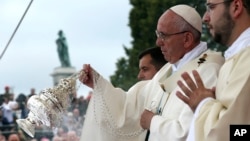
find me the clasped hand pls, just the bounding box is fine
[140,109,155,130]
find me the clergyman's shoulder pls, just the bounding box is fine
[203,49,225,64]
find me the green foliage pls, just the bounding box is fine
[110,0,226,90]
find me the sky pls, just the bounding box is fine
[0,0,132,98]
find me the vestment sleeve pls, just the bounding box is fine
[81,70,147,140]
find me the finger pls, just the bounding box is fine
[140,114,145,127]
[79,66,87,82]
[192,70,204,88]
[79,70,84,82]
[79,74,87,83]
[177,80,192,97]
[144,108,152,112]
[209,89,216,98]
[79,75,83,82]
[83,64,89,73]
[140,118,143,127]
[181,72,197,91]
[176,91,189,104]
[212,87,216,92]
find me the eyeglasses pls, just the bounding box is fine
[155,30,187,41]
[206,0,232,13]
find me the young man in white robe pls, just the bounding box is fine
[176,0,250,140]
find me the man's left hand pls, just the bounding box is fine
[140,109,155,129]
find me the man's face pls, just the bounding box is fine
[203,0,234,46]
[155,11,186,64]
[5,87,9,93]
[137,54,158,81]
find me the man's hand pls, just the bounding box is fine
[79,64,94,88]
[140,109,155,130]
[176,70,215,112]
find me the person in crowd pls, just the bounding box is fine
[79,4,224,141]
[72,108,84,122]
[66,131,79,141]
[77,96,88,117]
[2,96,18,125]
[0,86,12,105]
[176,0,250,141]
[52,135,63,141]
[56,125,68,140]
[27,88,36,98]
[67,91,79,112]
[2,86,11,97]
[0,108,4,126]
[52,136,63,141]
[7,133,20,141]
[15,93,28,119]
[85,91,92,103]
[0,132,6,141]
[137,47,167,81]
[40,137,50,141]
[17,129,27,141]
[67,108,84,136]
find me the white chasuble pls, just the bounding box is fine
[147,50,224,141]
[80,50,224,141]
[195,47,250,141]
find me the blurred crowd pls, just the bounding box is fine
[0,86,92,141]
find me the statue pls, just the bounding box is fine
[56,30,71,67]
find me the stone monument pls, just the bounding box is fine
[51,30,76,86]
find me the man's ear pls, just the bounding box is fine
[183,32,193,49]
[231,0,244,18]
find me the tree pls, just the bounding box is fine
[110,0,225,90]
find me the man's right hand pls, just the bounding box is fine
[79,64,94,89]
[176,70,215,112]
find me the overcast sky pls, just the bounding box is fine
[0,0,132,98]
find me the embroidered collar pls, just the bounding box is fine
[172,41,207,72]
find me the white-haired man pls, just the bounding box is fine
[79,4,224,141]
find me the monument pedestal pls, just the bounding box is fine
[51,67,77,86]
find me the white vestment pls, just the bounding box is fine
[187,28,250,141]
[80,47,224,141]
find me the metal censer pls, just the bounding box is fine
[16,71,84,138]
